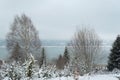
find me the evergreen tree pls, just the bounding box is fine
[56,54,64,69]
[39,47,46,68]
[107,35,120,71]
[63,47,70,66]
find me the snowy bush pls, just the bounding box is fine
[37,65,57,79]
[0,62,23,80]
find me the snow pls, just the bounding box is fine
[1,62,120,80]
[79,75,118,80]
[22,75,119,80]
[34,75,119,80]
[1,66,120,80]
[2,74,120,80]
[1,54,120,80]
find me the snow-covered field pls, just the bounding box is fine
[4,75,120,80]
[46,75,119,80]
[3,74,120,80]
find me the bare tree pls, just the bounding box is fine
[9,43,26,63]
[6,14,41,62]
[71,27,101,75]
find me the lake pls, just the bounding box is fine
[0,39,113,64]
[0,46,111,65]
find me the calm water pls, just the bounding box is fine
[0,46,66,60]
[0,46,111,64]
[0,48,8,59]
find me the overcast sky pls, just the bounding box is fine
[0,0,120,40]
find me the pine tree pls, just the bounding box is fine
[56,55,64,69]
[39,47,46,68]
[107,35,120,71]
[63,47,70,66]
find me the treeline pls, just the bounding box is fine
[5,14,120,76]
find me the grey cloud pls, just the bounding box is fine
[0,0,120,40]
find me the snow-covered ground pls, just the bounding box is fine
[1,67,120,80]
[8,74,118,80]
[1,55,120,80]
[47,75,118,80]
